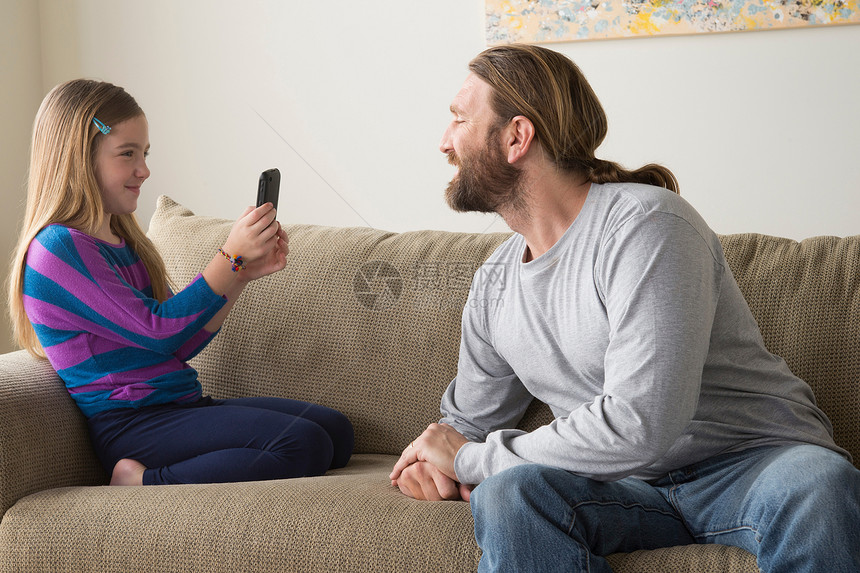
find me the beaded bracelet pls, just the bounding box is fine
[218,248,246,272]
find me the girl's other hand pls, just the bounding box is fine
[222,204,280,263]
[241,222,289,281]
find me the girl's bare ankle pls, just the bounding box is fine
[110,458,146,486]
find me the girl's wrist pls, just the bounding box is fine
[218,247,246,273]
[202,248,250,296]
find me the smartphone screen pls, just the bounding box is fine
[256,168,280,211]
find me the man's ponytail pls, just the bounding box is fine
[590,158,679,194]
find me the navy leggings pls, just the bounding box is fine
[88,396,354,485]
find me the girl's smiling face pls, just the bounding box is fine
[93,114,151,220]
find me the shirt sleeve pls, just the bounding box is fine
[23,226,227,356]
[453,211,725,484]
[440,284,534,444]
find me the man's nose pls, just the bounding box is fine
[439,124,454,155]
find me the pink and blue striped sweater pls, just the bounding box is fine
[23,224,227,417]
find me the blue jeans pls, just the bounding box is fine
[470,445,860,572]
[88,396,354,485]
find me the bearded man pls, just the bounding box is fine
[389,44,860,573]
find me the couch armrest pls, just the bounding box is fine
[0,351,106,518]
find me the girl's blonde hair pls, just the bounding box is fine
[8,79,171,357]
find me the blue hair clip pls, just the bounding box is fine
[92,118,111,135]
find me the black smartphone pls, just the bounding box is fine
[256,168,280,211]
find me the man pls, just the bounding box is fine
[389,44,860,572]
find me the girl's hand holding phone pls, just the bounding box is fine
[200,204,288,333]
[222,204,289,282]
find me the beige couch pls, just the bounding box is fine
[1,195,858,572]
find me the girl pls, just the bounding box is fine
[8,79,353,486]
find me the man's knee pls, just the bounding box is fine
[472,464,582,521]
[475,464,563,496]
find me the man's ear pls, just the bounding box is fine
[503,115,536,164]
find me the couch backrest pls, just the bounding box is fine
[719,234,860,468]
[149,196,858,465]
[149,196,510,455]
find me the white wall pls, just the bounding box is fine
[0,0,43,353]
[2,0,860,352]
[33,0,860,238]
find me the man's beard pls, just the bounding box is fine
[445,131,526,214]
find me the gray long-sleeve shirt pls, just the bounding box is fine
[441,183,847,485]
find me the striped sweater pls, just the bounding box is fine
[23,224,227,418]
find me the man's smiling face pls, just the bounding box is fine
[439,73,524,214]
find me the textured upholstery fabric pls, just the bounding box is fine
[2,194,857,572]
[720,234,860,466]
[607,545,757,572]
[0,455,480,572]
[0,351,106,517]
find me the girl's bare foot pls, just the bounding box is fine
[110,458,146,486]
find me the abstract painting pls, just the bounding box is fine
[486,0,860,43]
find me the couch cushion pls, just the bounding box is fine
[607,544,756,572]
[720,234,860,468]
[0,453,758,572]
[147,196,510,455]
[0,454,480,572]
